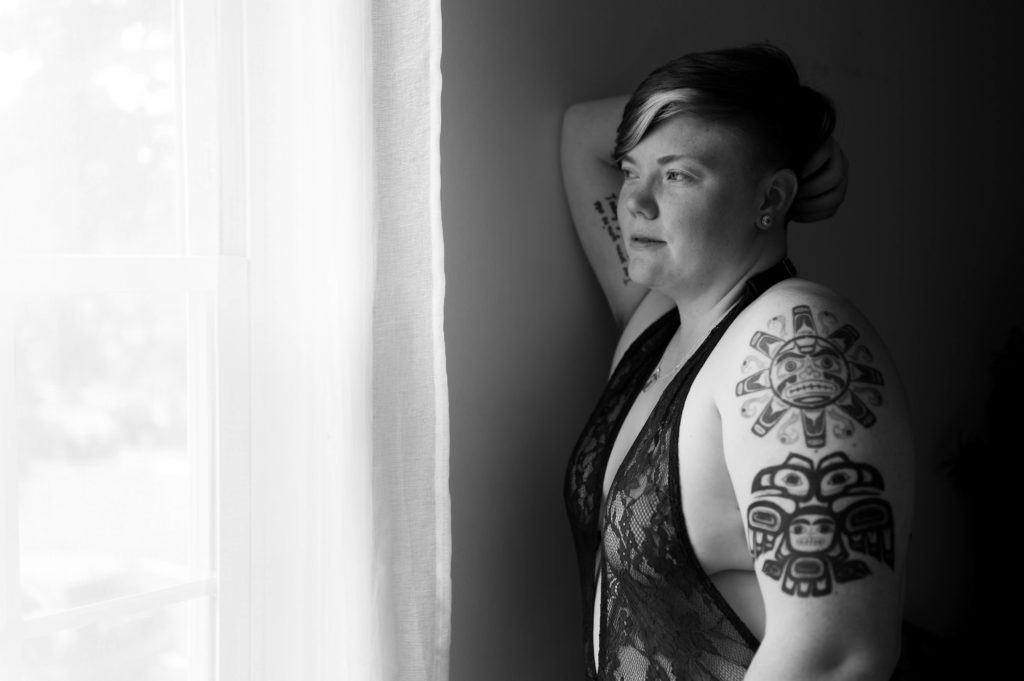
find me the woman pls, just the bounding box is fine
[561,44,914,681]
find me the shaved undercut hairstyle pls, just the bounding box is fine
[614,43,836,175]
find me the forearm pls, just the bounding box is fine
[561,95,629,168]
[560,95,648,326]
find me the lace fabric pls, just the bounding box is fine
[564,260,796,681]
[600,367,758,681]
[564,310,676,680]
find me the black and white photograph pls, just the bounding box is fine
[1,1,1020,680]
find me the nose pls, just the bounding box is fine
[622,181,658,220]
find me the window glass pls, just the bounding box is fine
[0,0,179,254]
[16,291,201,618]
[21,598,211,681]
[0,1,230,677]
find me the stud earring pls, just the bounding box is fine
[759,215,773,228]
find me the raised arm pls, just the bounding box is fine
[560,97,656,328]
[720,286,914,681]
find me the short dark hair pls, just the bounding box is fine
[614,43,836,174]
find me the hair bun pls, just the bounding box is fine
[786,84,836,168]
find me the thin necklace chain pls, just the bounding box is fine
[641,299,742,393]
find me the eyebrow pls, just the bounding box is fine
[619,153,708,166]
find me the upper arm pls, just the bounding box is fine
[560,97,651,328]
[718,289,914,680]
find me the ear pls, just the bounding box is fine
[756,168,798,228]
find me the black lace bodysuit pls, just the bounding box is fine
[564,259,797,681]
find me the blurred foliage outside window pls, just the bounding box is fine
[2,1,212,679]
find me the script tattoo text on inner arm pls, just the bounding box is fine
[592,194,630,286]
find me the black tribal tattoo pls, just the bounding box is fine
[592,194,630,285]
[747,452,894,597]
[735,305,885,448]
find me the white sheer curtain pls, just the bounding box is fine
[245,1,448,680]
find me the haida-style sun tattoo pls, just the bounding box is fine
[747,452,894,597]
[592,194,630,286]
[735,305,885,448]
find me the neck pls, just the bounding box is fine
[675,247,780,314]
[662,250,784,360]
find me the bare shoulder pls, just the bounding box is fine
[720,277,897,391]
[734,277,870,330]
[714,276,912,451]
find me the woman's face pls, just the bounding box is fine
[617,114,766,295]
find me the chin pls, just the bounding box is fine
[626,262,655,288]
[628,261,675,291]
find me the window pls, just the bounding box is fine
[0,1,249,679]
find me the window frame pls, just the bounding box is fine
[0,0,251,677]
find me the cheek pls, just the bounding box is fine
[664,194,728,237]
[658,181,757,249]
[695,185,756,232]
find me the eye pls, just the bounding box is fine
[665,169,693,182]
[784,359,799,372]
[620,166,638,181]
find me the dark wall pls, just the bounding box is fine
[442,2,1023,679]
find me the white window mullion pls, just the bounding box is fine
[188,289,217,679]
[188,290,216,579]
[0,255,220,293]
[217,0,249,258]
[0,292,23,680]
[179,0,221,256]
[214,257,251,680]
[20,578,216,640]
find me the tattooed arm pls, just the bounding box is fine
[560,96,657,328]
[720,285,915,681]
